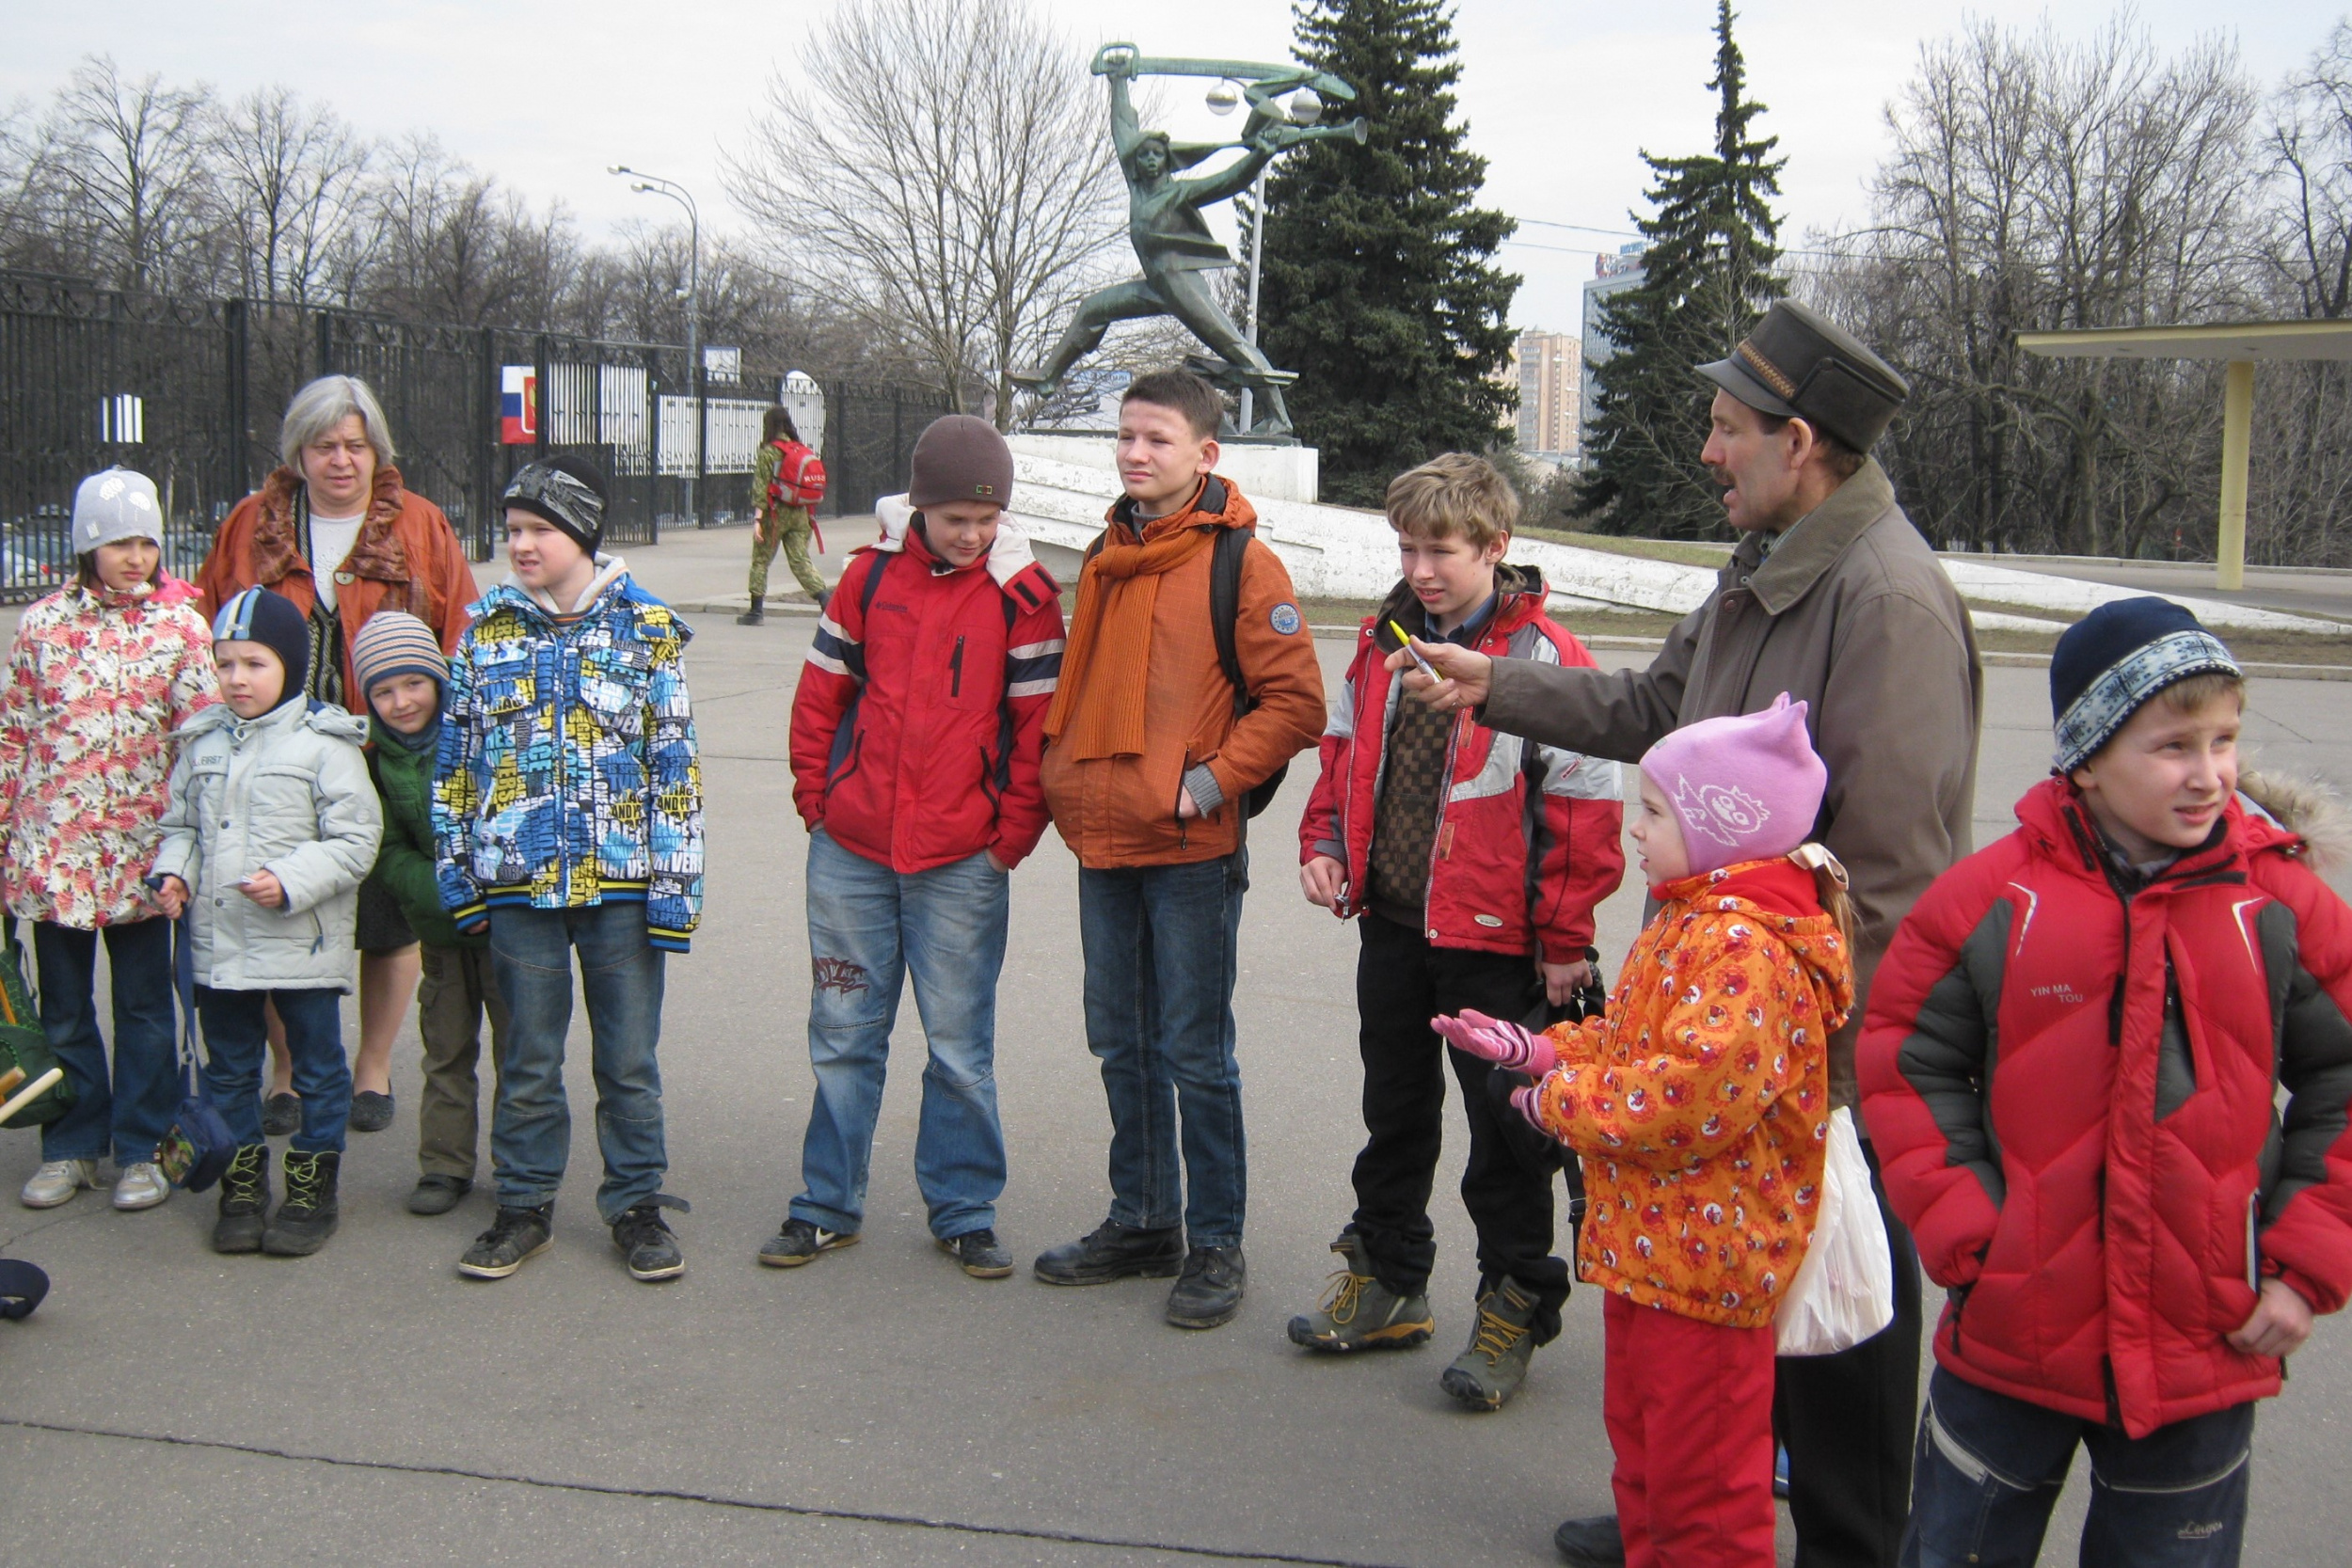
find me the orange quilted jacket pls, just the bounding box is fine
[1531,856,1854,1328]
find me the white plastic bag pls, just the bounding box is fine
[1775,1106,1896,1356]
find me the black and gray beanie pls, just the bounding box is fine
[2050,596,2240,773]
[502,455,609,555]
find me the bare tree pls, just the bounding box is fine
[47,55,221,292]
[352,133,577,327]
[723,0,1126,425]
[209,85,371,306]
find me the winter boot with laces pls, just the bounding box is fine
[212,1144,271,1254]
[1440,1279,1542,1410]
[612,1196,689,1282]
[1287,1230,1435,1353]
[262,1149,341,1256]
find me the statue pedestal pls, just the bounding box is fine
[1008,432,1319,504]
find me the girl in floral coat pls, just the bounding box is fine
[0,469,218,1212]
[1440,696,1854,1568]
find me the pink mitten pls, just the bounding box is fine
[1509,1083,1546,1131]
[1431,1008,1557,1075]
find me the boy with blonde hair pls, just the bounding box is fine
[1291,452,1624,1410]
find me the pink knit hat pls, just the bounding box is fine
[1638,694,1827,876]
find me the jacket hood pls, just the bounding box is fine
[1653,853,1856,1024]
[249,464,413,587]
[874,494,1048,592]
[2238,769,2349,870]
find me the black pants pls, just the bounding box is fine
[1773,1137,1925,1568]
[1348,913,1571,1342]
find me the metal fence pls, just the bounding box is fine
[0,268,953,596]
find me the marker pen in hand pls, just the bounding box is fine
[1388,620,1438,680]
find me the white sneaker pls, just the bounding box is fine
[20,1158,98,1209]
[112,1161,170,1211]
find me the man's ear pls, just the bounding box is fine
[1484,533,1510,566]
[1197,437,1220,477]
[1785,417,1821,472]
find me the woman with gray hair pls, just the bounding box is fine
[197,374,479,1143]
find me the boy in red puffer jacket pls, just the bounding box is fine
[1862,598,2352,1567]
[770,416,1063,1283]
[1289,452,1625,1411]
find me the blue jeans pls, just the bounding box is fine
[33,918,178,1164]
[792,830,1009,1240]
[1076,850,1248,1249]
[487,902,669,1223]
[197,986,350,1152]
[1901,1367,2253,1567]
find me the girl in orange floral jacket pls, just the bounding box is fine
[1440,695,1854,1568]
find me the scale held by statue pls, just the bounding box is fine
[1009,44,1366,441]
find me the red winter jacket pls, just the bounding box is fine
[1860,776,2352,1436]
[1299,567,1626,961]
[789,508,1064,873]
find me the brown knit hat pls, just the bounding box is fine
[909,416,1014,510]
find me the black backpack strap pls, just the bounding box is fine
[1210,523,1254,718]
[855,546,891,622]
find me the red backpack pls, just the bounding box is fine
[766,439,827,508]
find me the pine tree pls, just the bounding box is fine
[1256,0,1519,507]
[1576,0,1786,537]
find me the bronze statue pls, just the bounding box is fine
[1009,45,1365,439]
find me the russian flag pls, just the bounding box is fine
[501,366,537,444]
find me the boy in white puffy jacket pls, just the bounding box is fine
[151,588,381,1258]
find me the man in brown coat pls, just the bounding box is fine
[1404,301,1982,1568]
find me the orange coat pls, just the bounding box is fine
[1531,857,1853,1328]
[1041,477,1326,868]
[196,466,477,701]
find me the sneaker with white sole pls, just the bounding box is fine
[758,1216,859,1267]
[111,1161,170,1211]
[20,1158,97,1210]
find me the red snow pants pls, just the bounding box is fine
[1602,1291,1778,1567]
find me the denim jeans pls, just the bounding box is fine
[197,986,350,1152]
[1076,849,1248,1249]
[792,830,1009,1240]
[1900,1367,2253,1568]
[33,918,179,1164]
[487,902,669,1223]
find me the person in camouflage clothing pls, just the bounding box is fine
[742,407,827,624]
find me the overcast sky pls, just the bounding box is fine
[4,1,2337,332]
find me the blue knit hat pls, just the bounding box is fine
[213,587,310,708]
[2050,597,2239,773]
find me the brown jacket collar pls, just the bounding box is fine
[1730,458,1898,617]
[249,465,414,587]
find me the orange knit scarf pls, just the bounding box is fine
[1043,520,1217,760]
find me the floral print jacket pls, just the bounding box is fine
[0,577,219,927]
[1531,856,1854,1329]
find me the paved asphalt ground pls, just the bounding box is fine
[5,524,2351,1565]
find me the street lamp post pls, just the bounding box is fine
[1207,84,1321,436]
[609,165,702,525]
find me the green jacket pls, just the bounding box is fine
[366,717,479,950]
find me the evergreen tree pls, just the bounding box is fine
[1576,0,1786,537]
[1256,0,1519,507]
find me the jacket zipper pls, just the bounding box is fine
[949,635,964,699]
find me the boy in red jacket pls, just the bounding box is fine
[767,417,1064,1280]
[1862,598,2352,1566]
[1290,453,1625,1410]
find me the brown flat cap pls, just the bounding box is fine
[1699,299,1910,452]
[910,415,1015,510]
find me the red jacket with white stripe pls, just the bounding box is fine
[1860,776,2352,1436]
[789,506,1064,873]
[1298,567,1626,960]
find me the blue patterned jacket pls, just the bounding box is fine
[432,564,703,951]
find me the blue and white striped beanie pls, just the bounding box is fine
[2050,597,2239,773]
[212,587,310,705]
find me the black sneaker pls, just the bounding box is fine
[612,1197,688,1282]
[459,1203,554,1279]
[347,1091,394,1132]
[1032,1220,1185,1286]
[1553,1515,1626,1567]
[407,1174,471,1215]
[211,1143,270,1254]
[938,1228,1014,1278]
[260,1092,300,1137]
[758,1216,860,1267]
[1166,1244,1247,1329]
[262,1149,341,1256]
